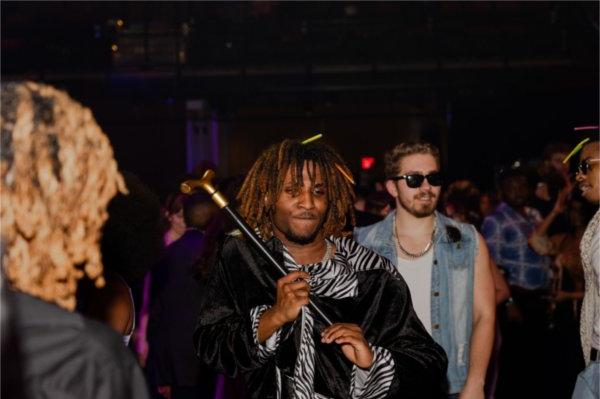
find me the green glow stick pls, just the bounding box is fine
[563,138,590,164]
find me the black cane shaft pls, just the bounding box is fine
[221,205,333,326]
[308,299,333,326]
[221,206,287,276]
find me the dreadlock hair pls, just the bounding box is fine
[1,81,126,311]
[237,139,355,240]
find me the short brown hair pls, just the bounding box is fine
[384,142,441,178]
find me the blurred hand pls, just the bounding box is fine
[321,323,373,369]
[552,186,571,215]
[535,182,551,201]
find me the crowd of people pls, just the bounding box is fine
[1,81,598,399]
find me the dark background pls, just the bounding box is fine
[2,1,598,199]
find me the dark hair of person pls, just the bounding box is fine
[443,180,483,226]
[182,191,217,230]
[236,139,355,240]
[542,141,570,161]
[163,192,185,215]
[384,142,441,179]
[193,174,245,281]
[365,191,394,214]
[99,171,163,284]
[497,166,529,193]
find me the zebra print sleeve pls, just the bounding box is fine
[250,305,281,360]
[350,345,395,399]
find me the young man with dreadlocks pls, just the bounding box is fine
[194,139,447,398]
[1,82,149,398]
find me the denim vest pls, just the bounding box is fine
[355,210,477,394]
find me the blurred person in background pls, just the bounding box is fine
[78,171,163,346]
[0,81,149,398]
[479,190,500,219]
[162,193,187,246]
[135,190,192,368]
[482,167,552,398]
[529,190,587,397]
[532,142,572,236]
[365,190,394,219]
[353,186,383,227]
[147,192,218,399]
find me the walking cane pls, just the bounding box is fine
[181,169,334,326]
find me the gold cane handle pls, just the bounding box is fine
[180,169,229,208]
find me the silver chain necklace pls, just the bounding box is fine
[394,216,436,259]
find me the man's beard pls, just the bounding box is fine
[279,216,327,245]
[399,192,438,218]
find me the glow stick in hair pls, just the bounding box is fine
[301,133,323,145]
[563,138,591,164]
[299,133,355,185]
[335,164,355,185]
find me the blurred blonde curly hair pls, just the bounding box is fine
[1,81,126,310]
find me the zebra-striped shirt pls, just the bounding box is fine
[250,236,396,399]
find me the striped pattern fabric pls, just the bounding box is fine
[250,305,282,360]
[250,236,396,398]
[350,346,395,398]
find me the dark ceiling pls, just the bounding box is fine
[2,2,598,108]
[2,2,598,196]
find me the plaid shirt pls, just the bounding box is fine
[482,202,551,290]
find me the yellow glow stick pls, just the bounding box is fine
[299,133,354,185]
[335,164,355,185]
[563,138,590,164]
[301,133,323,145]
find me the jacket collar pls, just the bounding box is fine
[377,209,458,246]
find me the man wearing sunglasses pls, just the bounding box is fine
[572,139,600,399]
[355,142,495,399]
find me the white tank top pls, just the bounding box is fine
[396,249,433,334]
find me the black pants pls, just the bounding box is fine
[497,287,550,399]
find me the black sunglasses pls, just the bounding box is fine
[390,172,443,188]
[577,158,600,175]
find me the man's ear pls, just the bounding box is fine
[385,180,399,198]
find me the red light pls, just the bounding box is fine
[361,157,375,170]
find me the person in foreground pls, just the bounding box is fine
[354,142,496,399]
[0,81,149,398]
[194,138,447,398]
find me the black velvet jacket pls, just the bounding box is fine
[194,235,448,398]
